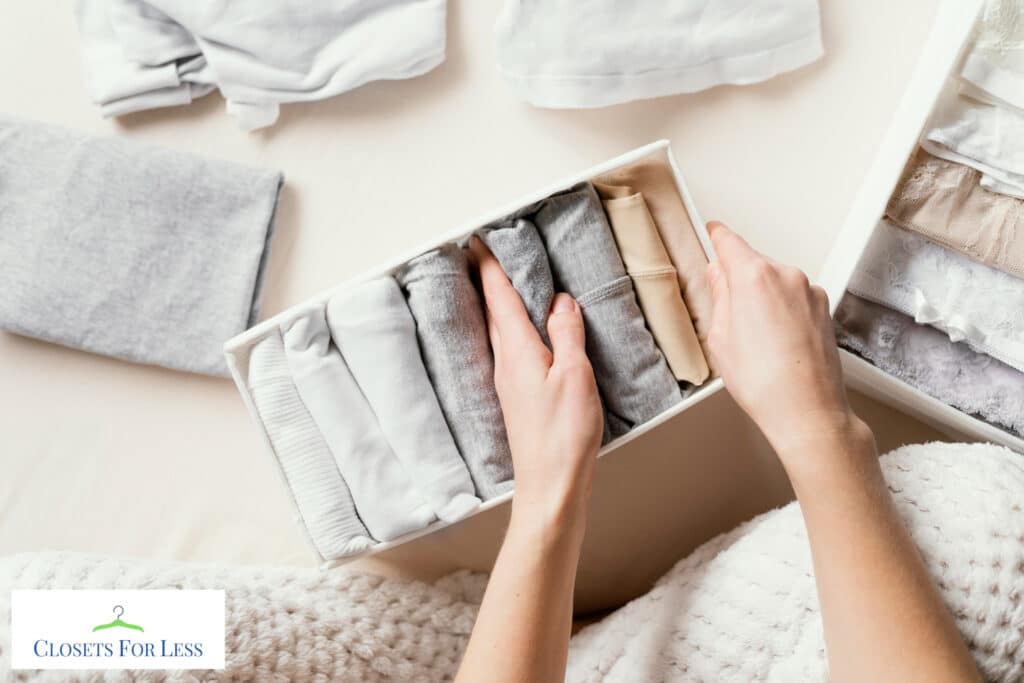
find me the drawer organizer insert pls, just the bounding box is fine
[225,142,727,564]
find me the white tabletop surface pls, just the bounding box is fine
[0,0,950,612]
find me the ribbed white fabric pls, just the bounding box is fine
[282,304,436,542]
[848,219,1024,373]
[327,277,481,523]
[246,330,374,560]
[495,0,823,108]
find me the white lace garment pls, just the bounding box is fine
[924,0,1024,197]
[848,219,1024,373]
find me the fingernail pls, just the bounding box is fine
[553,294,576,313]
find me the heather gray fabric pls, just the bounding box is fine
[0,117,281,376]
[835,295,1024,439]
[533,183,682,438]
[327,277,481,523]
[396,245,514,500]
[479,217,555,346]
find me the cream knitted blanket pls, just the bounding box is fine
[2,442,1022,681]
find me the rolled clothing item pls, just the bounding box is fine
[478,217,555,346]
[76,0,447,130]
[327,277,481,523]
[594,181,709,385]
[922,84,1024,198]
[848,219,1024,373]
[396,245,514,500]
[597,158,715,375]
[282,305,436,542]
[533,183,682,438]
[887,147,1024,278]
[834,295,1024,439]
[958,0,1024,114]
[495,0,823,108]
[0,117,281,376]
[246,330,374,560]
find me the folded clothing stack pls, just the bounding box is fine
[836,4,1024,439]
[74,0,447,130]
[239,159,714,560]
[0,117,282,377]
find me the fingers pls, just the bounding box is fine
[546,293,587,369]
[468,236,544,354]
[706,221,762,283]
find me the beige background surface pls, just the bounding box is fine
[0,0,951,614]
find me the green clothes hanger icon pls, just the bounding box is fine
[92,605,144,633]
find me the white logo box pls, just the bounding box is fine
[10,590,225,671]
[224,0,1015,568]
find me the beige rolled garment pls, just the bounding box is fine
[594,180,709,385]
[597,158,715,375]
[887,147,1024,278]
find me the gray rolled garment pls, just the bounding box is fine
[396,245,514,500]
[533,183,682,438]
[479,216,555,346]
[0,117,282,376]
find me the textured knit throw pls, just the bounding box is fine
[2,442,1022,681]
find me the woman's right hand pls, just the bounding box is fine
[704,221,872,477]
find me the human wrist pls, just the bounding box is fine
[509,483,589,552]
[771,411,879,490]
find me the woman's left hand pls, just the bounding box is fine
[468,236,603,541]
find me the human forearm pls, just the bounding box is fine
[784,419,981,683]
[455,500,585,683]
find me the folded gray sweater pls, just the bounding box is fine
[0,118,282,376]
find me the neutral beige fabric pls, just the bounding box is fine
[597,158,715,375]
[887,147,1024,278]
[594,181,709,385]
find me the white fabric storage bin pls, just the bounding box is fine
[819,0,1024,453]
[224,141,722,565]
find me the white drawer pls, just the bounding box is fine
[224,139,729,566]
[817,0,1023,452]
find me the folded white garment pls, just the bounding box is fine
[282,305,437,542]
[495,0,823,108]
[327,278,481,524]
[246,331,375,560]
[923,84,1024,197]
[848,219,1024,374]
[76,0,447,130]
[959,0,1024,113]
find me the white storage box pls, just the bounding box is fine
[224,140,726,565]
[818,0,1024,453]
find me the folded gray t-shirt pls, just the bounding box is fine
[0,118,282,376]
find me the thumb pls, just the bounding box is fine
[546,293,587,367]
[707,260,730,314]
